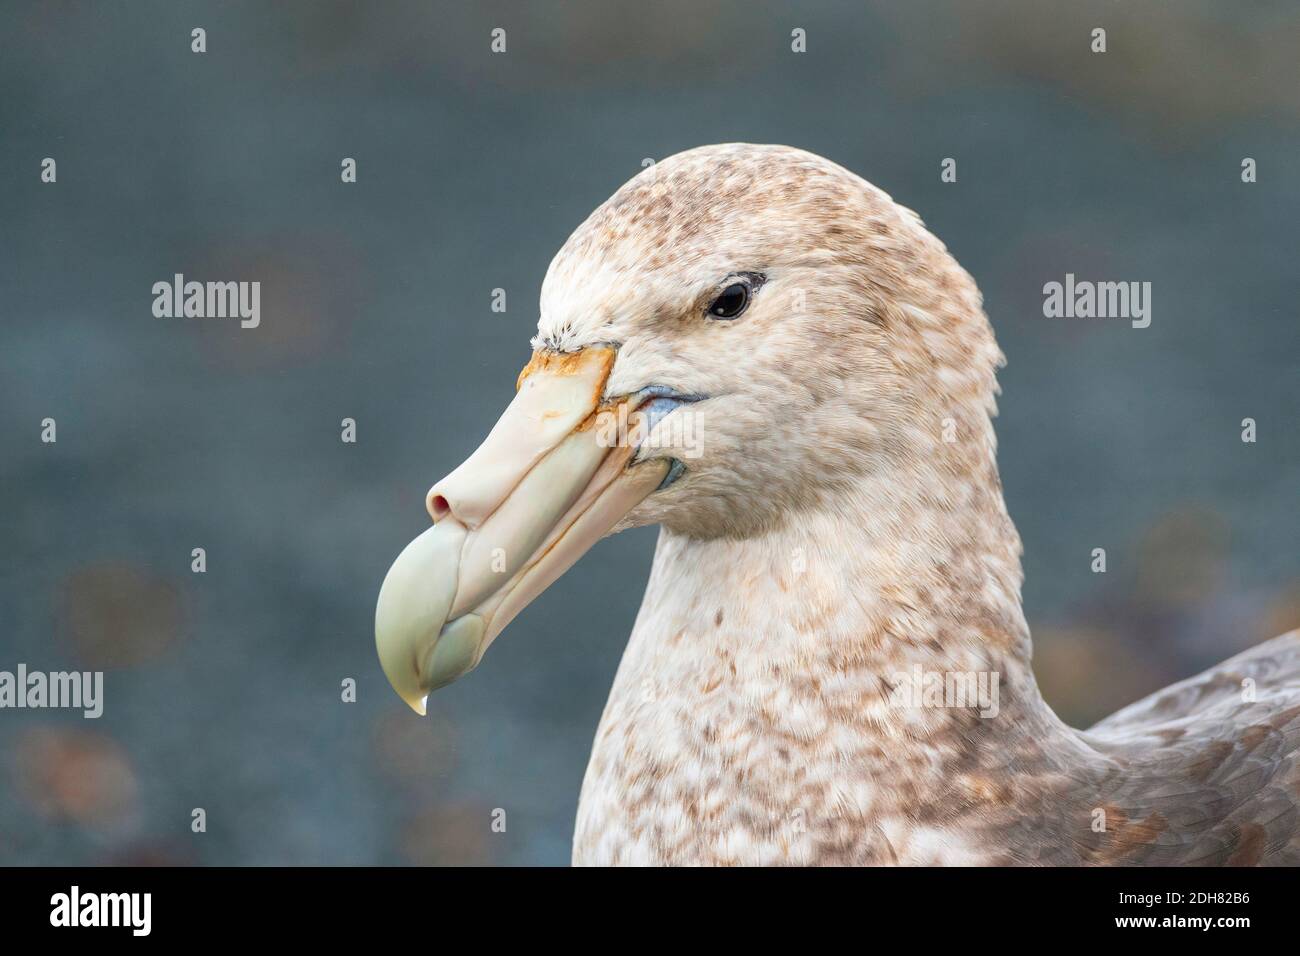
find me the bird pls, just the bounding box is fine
[376,143,1300,865]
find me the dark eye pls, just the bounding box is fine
[707,282,751,319]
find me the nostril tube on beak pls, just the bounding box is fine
[428,493,451,522]
[419,346,619,532]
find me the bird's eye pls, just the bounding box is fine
[707,282,751,319]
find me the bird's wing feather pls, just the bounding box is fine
[1090,630,1300,734]
[1074,630,1300,864]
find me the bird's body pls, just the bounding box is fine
[378,143,1300,866]
[575,518,1300,864]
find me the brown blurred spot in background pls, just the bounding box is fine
[197,236,359,371]
[1262,585,1300,644]
[1034,625,1162,726]
[1133,506,1229,610]
[397,801,497,866]
[59,562,182,668]
[14,726,140,834]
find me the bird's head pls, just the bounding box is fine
[376,143,1003,713]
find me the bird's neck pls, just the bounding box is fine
[577,462,1081,864]
[635,458,1043,697]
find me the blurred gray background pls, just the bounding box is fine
[1,1,1297,865]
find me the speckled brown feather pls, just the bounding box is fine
[526,144,1300,865]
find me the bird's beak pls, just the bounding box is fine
[375,346,669,714]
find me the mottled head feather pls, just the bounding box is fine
[536,144,1007,543]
